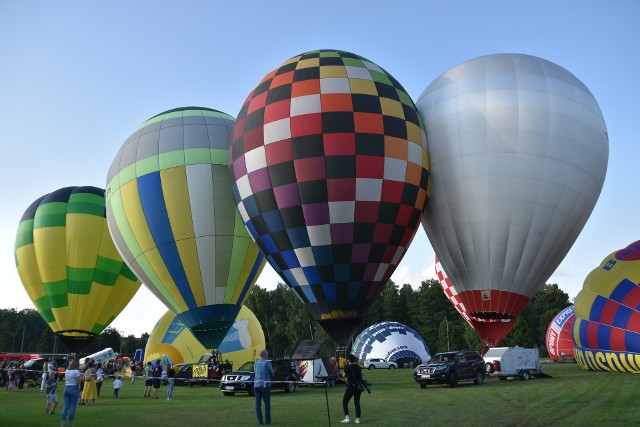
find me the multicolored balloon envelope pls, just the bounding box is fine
[418,53,608,346]
[15,186,141,351]
[229,49,430,344]
[545,305,575,361]
[145,305,265,368]
[435,257,513,345]
[352,321,431,365]
[573,241,640,373]
[106,107,266,349]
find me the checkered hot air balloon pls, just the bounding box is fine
[106,107,266,349]
[229,49,429,345]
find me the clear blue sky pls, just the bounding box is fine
[1,1,637,337]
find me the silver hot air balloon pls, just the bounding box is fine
[418,53,608,346]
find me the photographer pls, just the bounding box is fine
[341,354,364,424]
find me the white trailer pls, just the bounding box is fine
[483,347,542,381]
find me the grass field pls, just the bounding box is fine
[0,363,637,426]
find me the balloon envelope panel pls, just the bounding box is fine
[352,321,430,365]
[436,257,513,346]
[573,241,640,373]
[419,53,608,326]
[15,186,141,351]
[145,305,265,368]
[106,107,266,349]
[545,305,575,360]
[229,50,429,344]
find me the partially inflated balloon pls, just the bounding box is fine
[352,321,431,365]
[573,241,640,373]
[15,186,141,351]
[106,107,266,349]
[435,257,513,345]
[418,53,608,346]
[545,305,575,361]
[229,49,429,344]
[145,305,265,367]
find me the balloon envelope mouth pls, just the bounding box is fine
[56,330,98,352]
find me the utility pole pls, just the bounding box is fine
[20,325,26,352]
[445,318,450,351]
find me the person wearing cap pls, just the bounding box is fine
[253,349,274,425]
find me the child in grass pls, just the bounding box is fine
[44,372,58,415]
[113,376,122,398]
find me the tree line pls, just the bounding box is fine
[244,279,572,358]
[0,308,148,357]
[1,279,570,359]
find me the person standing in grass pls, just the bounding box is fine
[61,357,82,427]
[254,349,274,425]
[81,360,98,405]
[144,362,153,397]
[151,360,162,399]
[95,364,104,397]
[130,362,136,384]
[341,354,363,424]
[166,363,175,400]
[45,372,59,415]
[113,376,122,398]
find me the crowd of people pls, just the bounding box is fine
[1,360,26,391]
[4,352,371,425]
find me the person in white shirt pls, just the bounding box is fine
[60,357,82,427]
[113,376,123,398]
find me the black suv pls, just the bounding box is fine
[219,358,301,396]
[414,350,485,388]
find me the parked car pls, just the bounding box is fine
[219,358,301,396]
[414,350,485,388]
[483,347,542,381]
[365,358,398,370]
[23,356,67,385]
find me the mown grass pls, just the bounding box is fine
[0,363,638,426]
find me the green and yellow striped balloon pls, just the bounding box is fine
[15,186,141,351]
[105,107,266,349]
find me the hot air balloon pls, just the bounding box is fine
[418,53,608,346]
[14,186,141,351]
[573,241,640,373]
[145,305,265,368]
[106,107,266,349]
[229,49,429,345]
[545,305,575,361]
[352,321,431,367]
[435,257,513,345]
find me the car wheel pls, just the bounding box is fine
[368,365,375,370]
[222,392,235,396]
[420,382,427,389]
[520,371,531,381]
[389,365,396,370]
[484,362,494,374]
[248,387,255,396]
[447,372,458,388]
[285,379,296,393]
[474,370,484,385]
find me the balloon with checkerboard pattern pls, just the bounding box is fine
[229,49,430,344]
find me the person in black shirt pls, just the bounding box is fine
[341,354,363,424]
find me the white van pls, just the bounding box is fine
[483,347,542,381]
